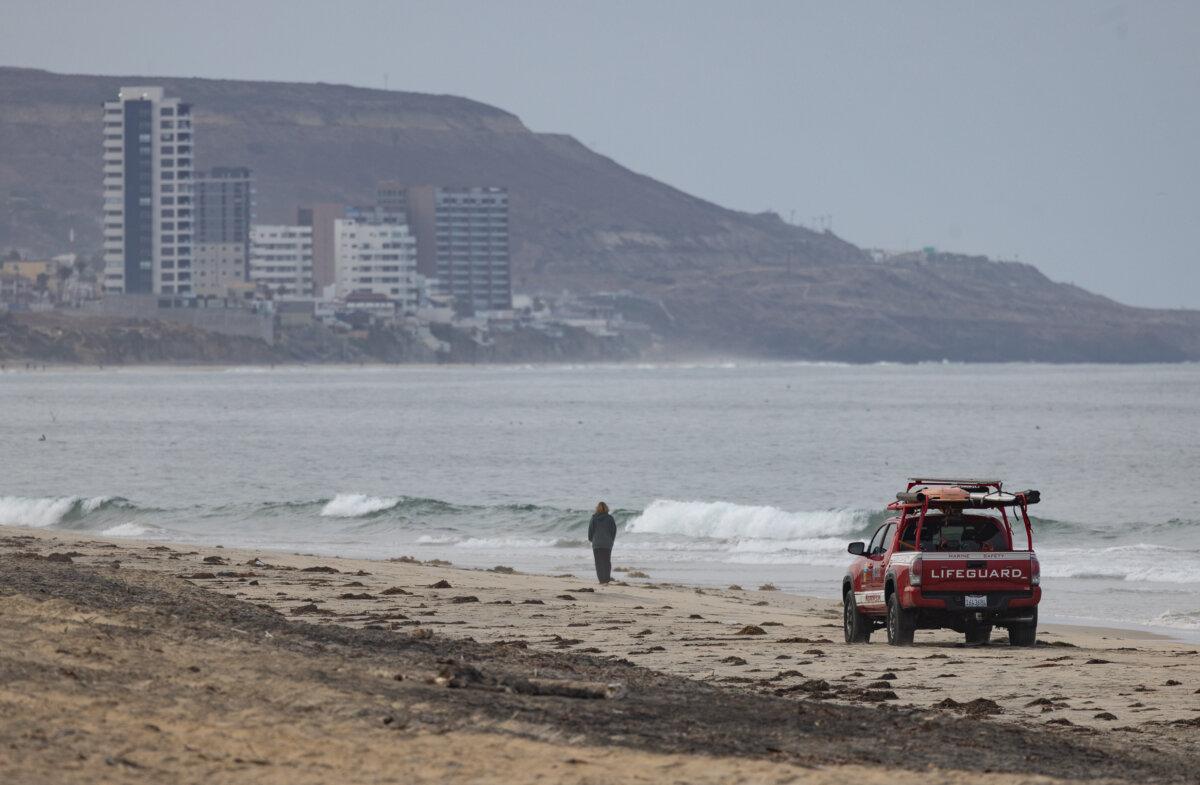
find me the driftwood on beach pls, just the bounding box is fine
[432,662,625,699]
[512,678,627,700]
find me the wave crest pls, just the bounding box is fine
[319,494,402,518]
[0,495,121,528]
[625,499,873,541]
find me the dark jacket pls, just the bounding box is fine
[588,512,617,549]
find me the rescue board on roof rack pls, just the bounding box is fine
[907,477,1002,489]
[895,488,1040,507]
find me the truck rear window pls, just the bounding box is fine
[898,514,1008,552]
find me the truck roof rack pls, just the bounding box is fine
[892,487,1040,508]
[908,477,1003,489]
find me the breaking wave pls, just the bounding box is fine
[625,499,877,541]
[0,495,127,528]
[319,494,402,518]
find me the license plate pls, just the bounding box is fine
[964,595,987,608]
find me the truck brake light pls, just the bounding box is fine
[1030,555,1040,586]
[909,557,922,587]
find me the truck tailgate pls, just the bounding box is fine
[919,552,1034,592]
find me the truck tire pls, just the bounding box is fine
[1008,609,1038,647]
[843,590,871,644]
[965,624,992,645]
[886,592,915,645]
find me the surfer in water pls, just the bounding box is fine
[588,501,617,585]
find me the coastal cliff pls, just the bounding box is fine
[0,312,637,365]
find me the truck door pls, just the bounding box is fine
[860,519,895,611]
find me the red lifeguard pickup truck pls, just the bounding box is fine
[843,478,1041,646]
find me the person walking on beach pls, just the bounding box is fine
[588,501,617,585]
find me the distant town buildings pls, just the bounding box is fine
[102,86,194,295]
[249,225,313,297]
[373,183,511,313]
[67,83,635,353]
[333,219,419,309]
[193,167,253,296]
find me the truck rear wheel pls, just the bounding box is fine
[843,590,871,643]
[886,592,915,645]
[1008,609,1038,647]
[965,624,992,645]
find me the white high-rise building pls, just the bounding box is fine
[249,225,314,297]
[334,219,419,309]
[102,86,195,295]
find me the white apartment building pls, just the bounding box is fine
[249,225,314,297]
[334,219,419,310]
[102,86,195,295]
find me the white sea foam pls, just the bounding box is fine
[721,536,862,565]
[0,495,112,528]
[415,535,458,545]
[320,494,401,518]
[625,499,867,541]
[101,522,163,538]
[415,535,564,549]
[453,536,563,549]
[1038,543,1200,584]
[1152,610,1200,630]
[725,551,854,567]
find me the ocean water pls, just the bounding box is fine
[1,362,1198,638]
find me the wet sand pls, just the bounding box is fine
[2,525,1198,784]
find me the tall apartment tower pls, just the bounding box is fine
[435,187,511,312]
[102,86,194,295]
[381,183,511,313]
[193,167,253,296]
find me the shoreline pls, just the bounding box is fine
[4,359,1200,372]
[5,524,1199,706]
[2,522,1192,643]
[3,523,1199,783]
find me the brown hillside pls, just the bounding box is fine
[2,66,1198,361]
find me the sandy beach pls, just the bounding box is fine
[2,525,1198,784]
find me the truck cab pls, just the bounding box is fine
[843,478,1041,646]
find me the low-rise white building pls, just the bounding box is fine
[249,225,313,297]
[334,219,419,310]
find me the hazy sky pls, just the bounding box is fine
[3,1,1198,308]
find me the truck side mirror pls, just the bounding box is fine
[847,541,865,556]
